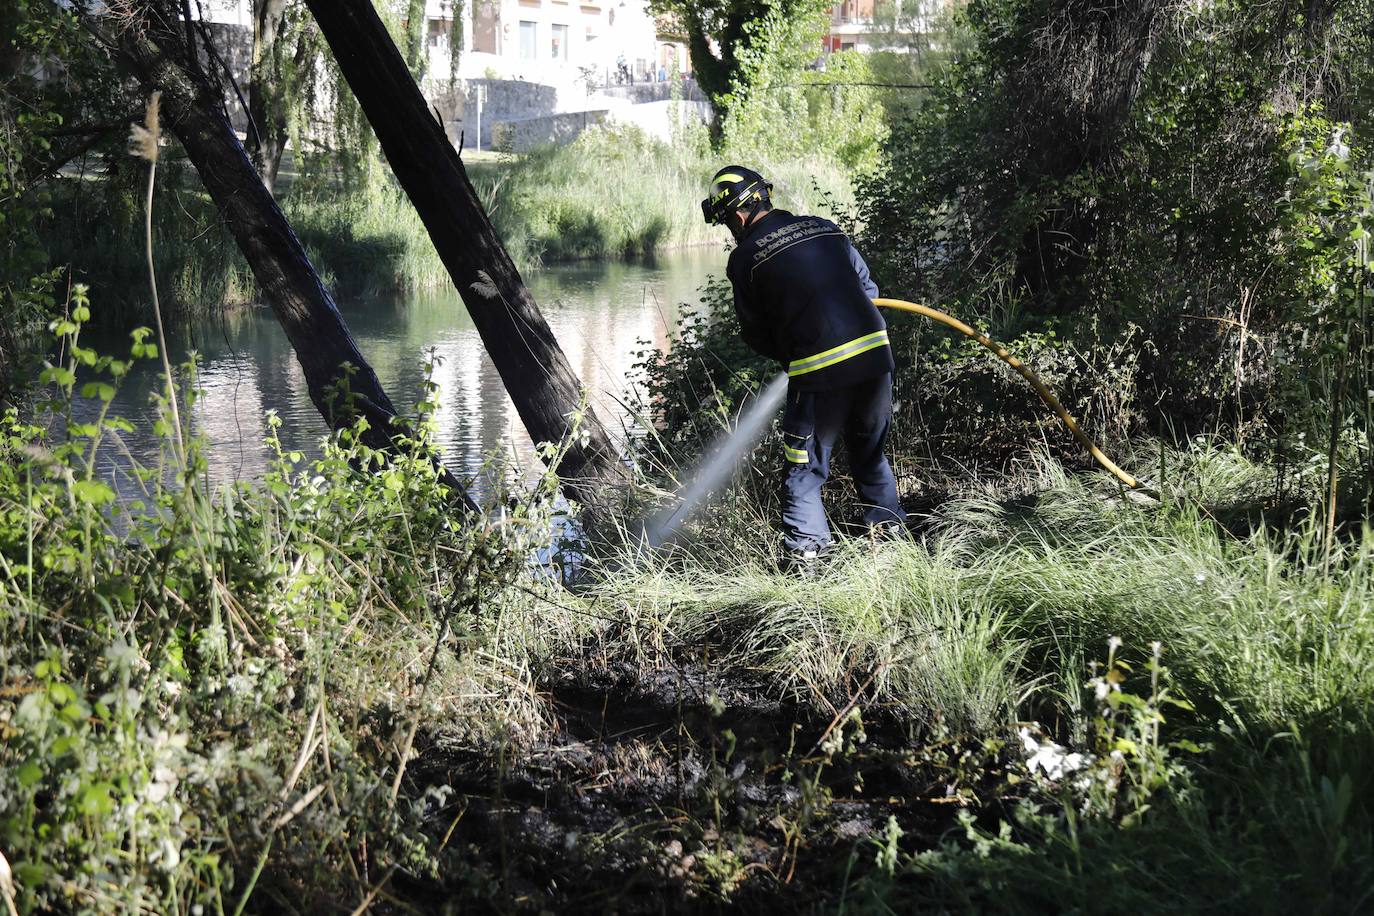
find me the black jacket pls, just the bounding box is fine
[727,209,894,391]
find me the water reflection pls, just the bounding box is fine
[77,250,717,499]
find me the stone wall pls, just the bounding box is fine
[455,79,561,150]
[490,110,610,152]
[607,99,712,142]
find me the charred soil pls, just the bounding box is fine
[397,657,1017,912]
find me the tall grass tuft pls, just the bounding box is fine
[470,124,855,267]
[582,444,1374,908]
[38,126,855,324]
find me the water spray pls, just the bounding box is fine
[643,372,790,547]
[643,298,1155,545]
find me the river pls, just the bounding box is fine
[78,249,719,499]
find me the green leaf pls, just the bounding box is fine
[77,781,115,817]
[47,682,77,706]
[13,862,49,886]
[16,760,42,787]
[72,479,115,506]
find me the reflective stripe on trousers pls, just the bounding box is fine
[779,373,906,551]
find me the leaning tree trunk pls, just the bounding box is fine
[302,0,627,508]
[108,21,476,511]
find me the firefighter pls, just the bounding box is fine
[701,165,908,568]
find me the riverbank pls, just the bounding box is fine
[37,125,854,326]
[3,306,1371,912]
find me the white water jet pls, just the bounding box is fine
[644,373,790,547]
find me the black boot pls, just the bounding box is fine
[780,545,826,578]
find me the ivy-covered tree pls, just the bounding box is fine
[650,0,827,127]
[1,0,136,398]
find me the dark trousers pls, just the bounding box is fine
[780,373,906,551]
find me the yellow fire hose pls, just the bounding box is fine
[874,298,1155,496]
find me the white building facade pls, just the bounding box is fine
[188,0,705,151]
[193,0,673,87]
[419,0,673,88]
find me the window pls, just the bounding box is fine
[471,0,499,55]
[551,23,569,61]
[427,17,451,50]
[519,20,538,59]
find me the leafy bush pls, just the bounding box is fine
[0,296,565,912]
[849,0,1374,496]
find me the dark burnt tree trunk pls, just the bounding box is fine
[98,9,475,510]
[302,0,627,507]
[1000,0,1178,307]
[248,0,290,192]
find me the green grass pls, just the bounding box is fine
[579,450,1374,911]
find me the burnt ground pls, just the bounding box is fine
[396,657,1020,913]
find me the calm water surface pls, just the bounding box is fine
[80,249,719,498]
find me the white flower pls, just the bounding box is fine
[1194,573,1207,584]
[1327,127,1351,161]
[1107,636,1123,653]
[104,640,139,671]
[145,765,178,803]
[1018,727,1088,780]
[150,837,181,872]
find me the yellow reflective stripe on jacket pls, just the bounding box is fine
[787,330,889,377]
[784,444,809,463]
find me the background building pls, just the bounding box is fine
[191,1,702,152]
[822,0,956,54]
[428,0,667,86]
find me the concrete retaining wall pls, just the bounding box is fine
[491,110,611,152]
[490,97,711,151]
[606,99,712,141]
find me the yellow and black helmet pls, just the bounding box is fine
[701,165,772,225]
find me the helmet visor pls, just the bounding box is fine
[700,195,718,225]
[701,177,768,226]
